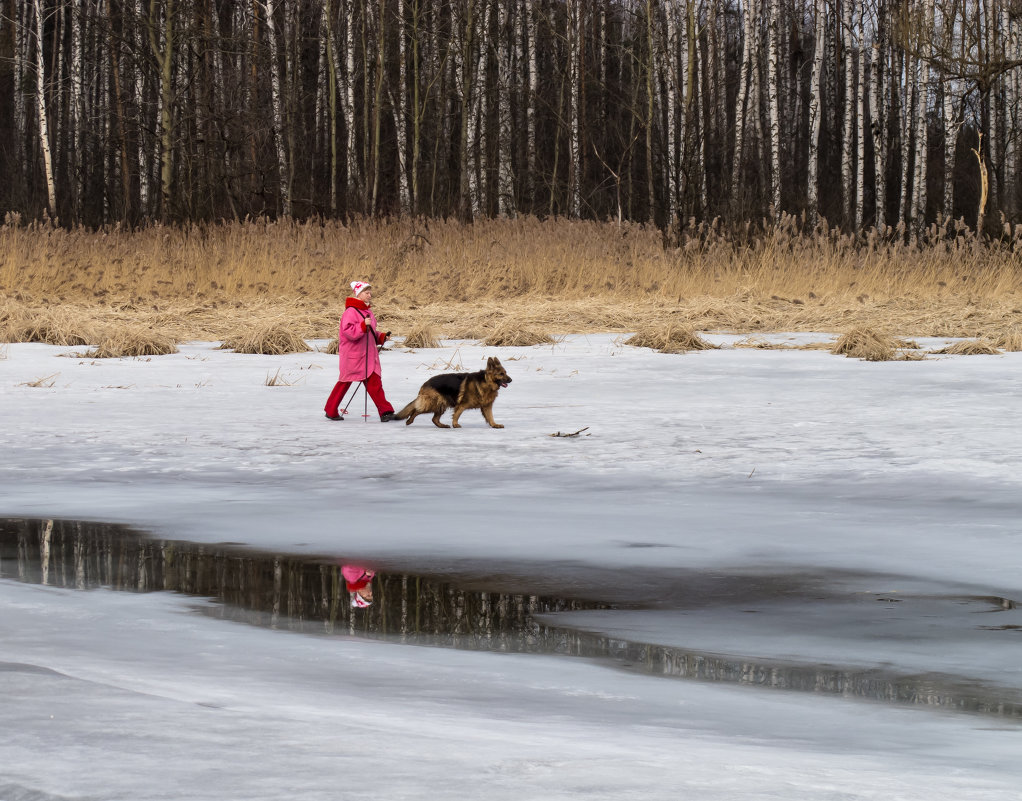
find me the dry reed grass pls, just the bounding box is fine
[217,320,312,354]
[831,327,917,361]
[80,325,179,358]
[993,326,1022,351]
[482,321,555,347]
[625,325,716,353]
[401,324,441,348]
[1,306,97,346]
[929,339,1002,355]
[3,217,1022,346]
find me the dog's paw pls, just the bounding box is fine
[490,423,504,429]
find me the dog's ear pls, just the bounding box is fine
[486,357,496,368]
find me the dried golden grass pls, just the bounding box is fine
[625,325,716,353]
[80,325,179,358]
[320,337,339,354]
[1,306,97,346]
[217,320,312,354]
[992,326,1022,352]
[482,321,555,347]
[929,339,1002,356]
[401,324,441,349]
[3,218,1022,347]
[831,327,917,361]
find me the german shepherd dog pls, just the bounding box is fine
[395,357,511,428]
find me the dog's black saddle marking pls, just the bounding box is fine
[423,371,474,405]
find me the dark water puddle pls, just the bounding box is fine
[3,517,1021,720]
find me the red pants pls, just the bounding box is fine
[325,372,394,418]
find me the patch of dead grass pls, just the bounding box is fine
[482,321,555,347]
[78,325,179,358]
[831,327,916,361]
[401,324,441,348]
[217,320,311,354]
[1,307,97,346]
[625,325,716,353]
[929,339,1002,356]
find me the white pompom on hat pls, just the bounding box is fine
[351,281,372,298]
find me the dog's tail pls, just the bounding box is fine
[393,400,417,420]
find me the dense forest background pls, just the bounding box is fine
[2,0,1020,234]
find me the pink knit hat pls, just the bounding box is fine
[350,281,372,298]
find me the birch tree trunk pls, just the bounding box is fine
[911,0,933,232]
[458,0,475,221]
[497,0,514,215]
[264,0,290,215]
[322,0,338,214]
[32,0,57,217]
[645,0,656,223]
[731,0,754,208]
[855,7,867,232]
[870,26,886,228]
[842,0,856,229]
[526,0,537,210]
[665,2,679,222]
[766,0,782,217]
[569,0,581,217]
[807,0,825,226]
[148,0,177,221]
[393,0,409,212]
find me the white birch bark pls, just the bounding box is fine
[458,0,475,219]
[842,0,856,228]
[344,0,359,197]
[264,0,290,216]
[855,7,867,232]
[569,0,581,217]
[767,0,782,217]
[322,0,338,214]
[897,48,911,225]
[497,0,514,215]
[69,0,85,213]
[870,23,886,228]
[939,2,956,220]
[467,0,484,216]
[394,0,409,212]
[666,1,679,220]
[807,0,825,226]
[526,0,537,207]
[911,0,933,231]
[732,0,754,205]
[687,2,704,214]
[985,0,998,210]
[32,0,57,217]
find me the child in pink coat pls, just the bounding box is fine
[341,565,375,608]
[324,281,397,421]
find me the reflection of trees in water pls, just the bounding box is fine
[0,518,597,648]
[3,518,1020,719]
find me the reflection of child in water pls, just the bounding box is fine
[341,565,375,608]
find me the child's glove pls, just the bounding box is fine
[378,331,390,345]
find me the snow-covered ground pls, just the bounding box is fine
[2,332,1021,800]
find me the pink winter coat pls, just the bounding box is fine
[338,297,385,381]
[341,565,375,592]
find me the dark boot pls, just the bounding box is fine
[325,413,344,421]
[379,411,396,422]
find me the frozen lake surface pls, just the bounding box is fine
[2,333,1021,799]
